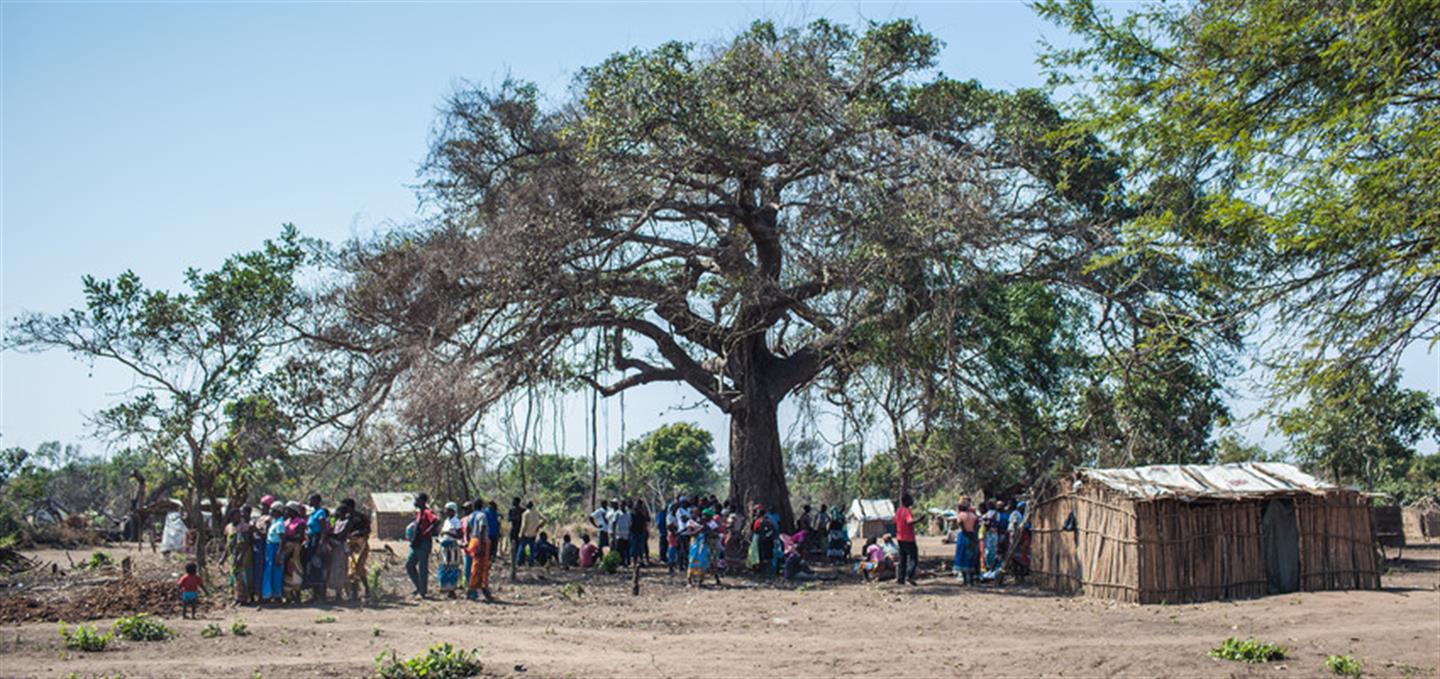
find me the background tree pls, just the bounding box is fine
[1277,366,1439,499]
[1038,0,1440,395]
[323,20,1202,526]
[613,422,717,501]
[6,227,309,571]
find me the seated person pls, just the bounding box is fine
[856,536,890,581]
[578,533,599,569]
[826,524,851,562]
[533,532,559,566]
[560,533,580,569]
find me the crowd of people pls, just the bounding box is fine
[206,489,1032,610]
[219,494,373,606]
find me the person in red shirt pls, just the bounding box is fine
[894,493,922,585]
[406,493,439,598]
[178,562,202,618]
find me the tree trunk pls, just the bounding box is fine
[728,349,794,530]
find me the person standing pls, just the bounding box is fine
[437,503,463,597]
[517,501,545,567]
[464,497,493,602]
[613,501,632,566]
[631,499,651,566]
[484,500,501,561]
[507,498,524,566]
[302,493,331,602]
[406,493,439,598]
[589,501,610,555]
[326,502,351,600]
[655,501,669,565]
[894,493,922,586]
[953,498,980,585]
[341,498,371,601]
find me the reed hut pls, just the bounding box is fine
[1402,497,1440,541]
[1030,463,1379,604]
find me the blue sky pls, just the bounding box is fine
[2,1,1435,461]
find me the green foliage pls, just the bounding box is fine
[1327,655,1363,677]
[600,549,623,574]
[59,622,113,652]
[1209,637,1287,663]
[366,563,386,601]
[558,583,585,601]
[81,551,114,570]
[200,623,224,638]
[1037,0,1440,395]
[314,615,336,624]
[614,423,717,499]
[230,619,249,637]
[855,452,898,500]
[1278,366,1440,495]
[374,643,483,679]
[112,613,173,642]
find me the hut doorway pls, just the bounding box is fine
[1261,499,1300,594]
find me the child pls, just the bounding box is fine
[560,533,579,569]
[666,529,680,574]
[578,533,599,569]
[178,562,202,619]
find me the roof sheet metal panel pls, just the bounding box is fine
[370,492,417,514]
[1080,462,1334,501]
[847,498,895,521]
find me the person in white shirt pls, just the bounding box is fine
[589,503,611,553]
[613,502,633,565]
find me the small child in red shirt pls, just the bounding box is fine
[178,562,202,619]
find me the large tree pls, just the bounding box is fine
[324,20,1188,526]
[1037,0,1440,393]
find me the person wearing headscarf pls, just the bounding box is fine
[224,505,254,605]
[340,498,371,600]
[282,501,306,603]
[686,507,722,587]
[251,496,275,601]
[326,501,352,598]
[262,502,285,601]
[302,493,331,601]
[437,502,464,597]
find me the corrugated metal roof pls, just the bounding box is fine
[370,492,417,514]
[847,498,895,521]
[1080,462,1335,501]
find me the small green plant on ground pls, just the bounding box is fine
[200,623,224,638]
[80,551,114,570]
[374,643,483,679]
[113,613,173,641]
[1210,637,1287,663]
[314,615,336,624]
[600,550,623,574]
[231,619,249,636]
[372,624,382,637]
[59,622,112,652]
[367,563,386,601]
[558,582,585,600]
[1328,655,1363,677]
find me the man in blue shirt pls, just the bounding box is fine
[483,501,501,559]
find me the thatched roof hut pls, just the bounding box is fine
[1030,462,1380,604]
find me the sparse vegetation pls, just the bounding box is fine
[374,643,483,679]
[314,615,336,624]
[200,623,224,639]
[112,613,173,642]
[1210,637,1287,663]
[1328,655,1363,677]
[59,622,112,652]
[231,619,250,636]
[80,551,114,570]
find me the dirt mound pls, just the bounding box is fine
[0,576,212,623]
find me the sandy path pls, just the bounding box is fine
[3,539,1437,678]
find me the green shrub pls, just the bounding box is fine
[81,551,114,570]
[59,622,112,651]
[1210,637,1287,663]
[600,550,623,574]
[367,563,386,600]
[113,613,173,641]
[231,619,250,636]
[1327,655,1363,677]
[314,615,336,624]
[200,623,224,638]
[374,643,483,679]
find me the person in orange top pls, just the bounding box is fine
[893,493,923,585]
[464,496,493,602]
[178,561,202,619]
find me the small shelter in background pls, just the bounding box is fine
[370,492,416,541]
[846,498,895,540]
[1403,497,1440,541]
[1030,462,1379,604]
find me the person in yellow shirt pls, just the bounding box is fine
[516,501,545,567]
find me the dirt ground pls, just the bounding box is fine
[2,537,1437,679]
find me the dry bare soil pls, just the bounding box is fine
[2,537,1437,678]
